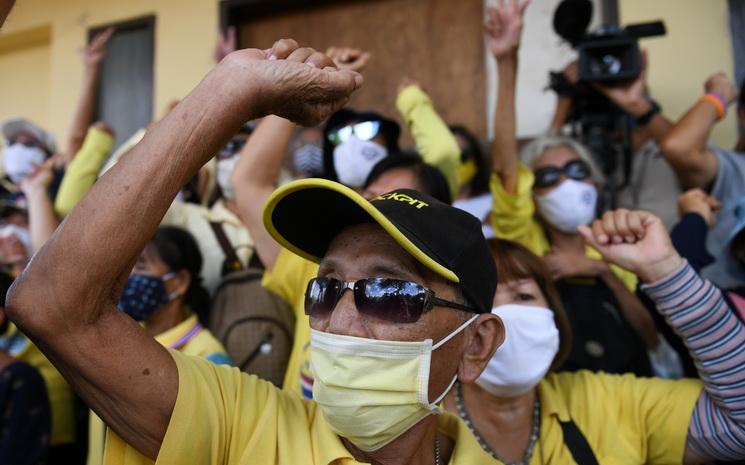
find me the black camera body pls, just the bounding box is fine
[577,23,666,83]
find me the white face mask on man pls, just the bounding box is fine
[332,135,388,187]
[3,143,47,184]
[475,304,559,397]
[534,179,598,233]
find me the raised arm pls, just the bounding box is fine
[231,115,295,270]
[579,209,745,464]
[485,0,529,194]
[659,72,737,190]
[19,158,60,252]
[64,28,114,164]
[395,78,460,198]
[6,40,361,460]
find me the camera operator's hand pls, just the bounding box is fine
[705,72,738,105]
[220,39,363,126]
[678,188,721,227]
[594,50,649,117]
[484,0,530,60]
[578,209,683,283]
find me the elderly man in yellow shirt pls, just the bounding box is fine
[6,40,507,465]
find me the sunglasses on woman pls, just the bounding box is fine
[533,159,591,189]
[327,120,381,146]
[305,277,479,323]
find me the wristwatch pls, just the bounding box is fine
[635,100,661,126]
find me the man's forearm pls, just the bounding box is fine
[643,261,745,461]
[12,58,261,329]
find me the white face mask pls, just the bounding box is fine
[535,178,598,233]
[216,156,238,200]
[332,135,388,187]
[310,315,478,451]
[293,143,324,176]
[476,304,559,397]
[3,143,47,184]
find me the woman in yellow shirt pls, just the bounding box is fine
[86,226,231,465]
[485,1,661,376]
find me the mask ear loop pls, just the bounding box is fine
[426,314,480,411]
[161,272,181,301]
[432,314,479,350]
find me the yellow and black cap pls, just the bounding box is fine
[263,179,497,313]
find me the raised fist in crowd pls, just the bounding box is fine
[578,209,683,283]
[221,39,363,126]
[705,71,738,105]
[484,0,530,60]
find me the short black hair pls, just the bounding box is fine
[364,151,452,204]
[151,227,211,325]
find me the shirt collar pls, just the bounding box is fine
[311,408,498,464]
[154,314,202,349]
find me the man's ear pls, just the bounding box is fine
[458,313,504,383]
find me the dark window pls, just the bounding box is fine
[89,16,155,151]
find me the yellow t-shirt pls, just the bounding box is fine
[0,326,74,445]
[489,165,638,291]
[530,370,701,464]
[103,350,500,465]
[88,315,231,465]
[261,248,319,398]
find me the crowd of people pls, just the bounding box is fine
[2,0,745,464]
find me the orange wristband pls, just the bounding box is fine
[701,94,726,119]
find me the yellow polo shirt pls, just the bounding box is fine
[530,370,701,464]
[262,248,318,398]
[103,349,499,465]
[490,165,638,291]
[88,315,231,465]
[0,326,74,446]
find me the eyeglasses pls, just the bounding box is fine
[327,121,381,146]
[533,159,591,189]
[305,277,479,323]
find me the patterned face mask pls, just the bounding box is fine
[117,272,177,321]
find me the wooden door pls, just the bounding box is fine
[235,0,486,141]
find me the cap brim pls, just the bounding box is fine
[263,179,459,283]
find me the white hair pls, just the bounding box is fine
[518,136,605,185]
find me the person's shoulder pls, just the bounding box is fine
[712,147,745,171]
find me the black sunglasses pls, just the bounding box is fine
[533,159,591,189]
[9,139,41,149]
[305,277,479,323]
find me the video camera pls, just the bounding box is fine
[554,0,666,83]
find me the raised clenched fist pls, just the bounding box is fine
[220,39,363,127]
[578,209,683,283]
[705,72,738,105]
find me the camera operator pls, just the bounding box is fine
[660,72,745,290]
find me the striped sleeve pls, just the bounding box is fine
[642,261,745,461]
